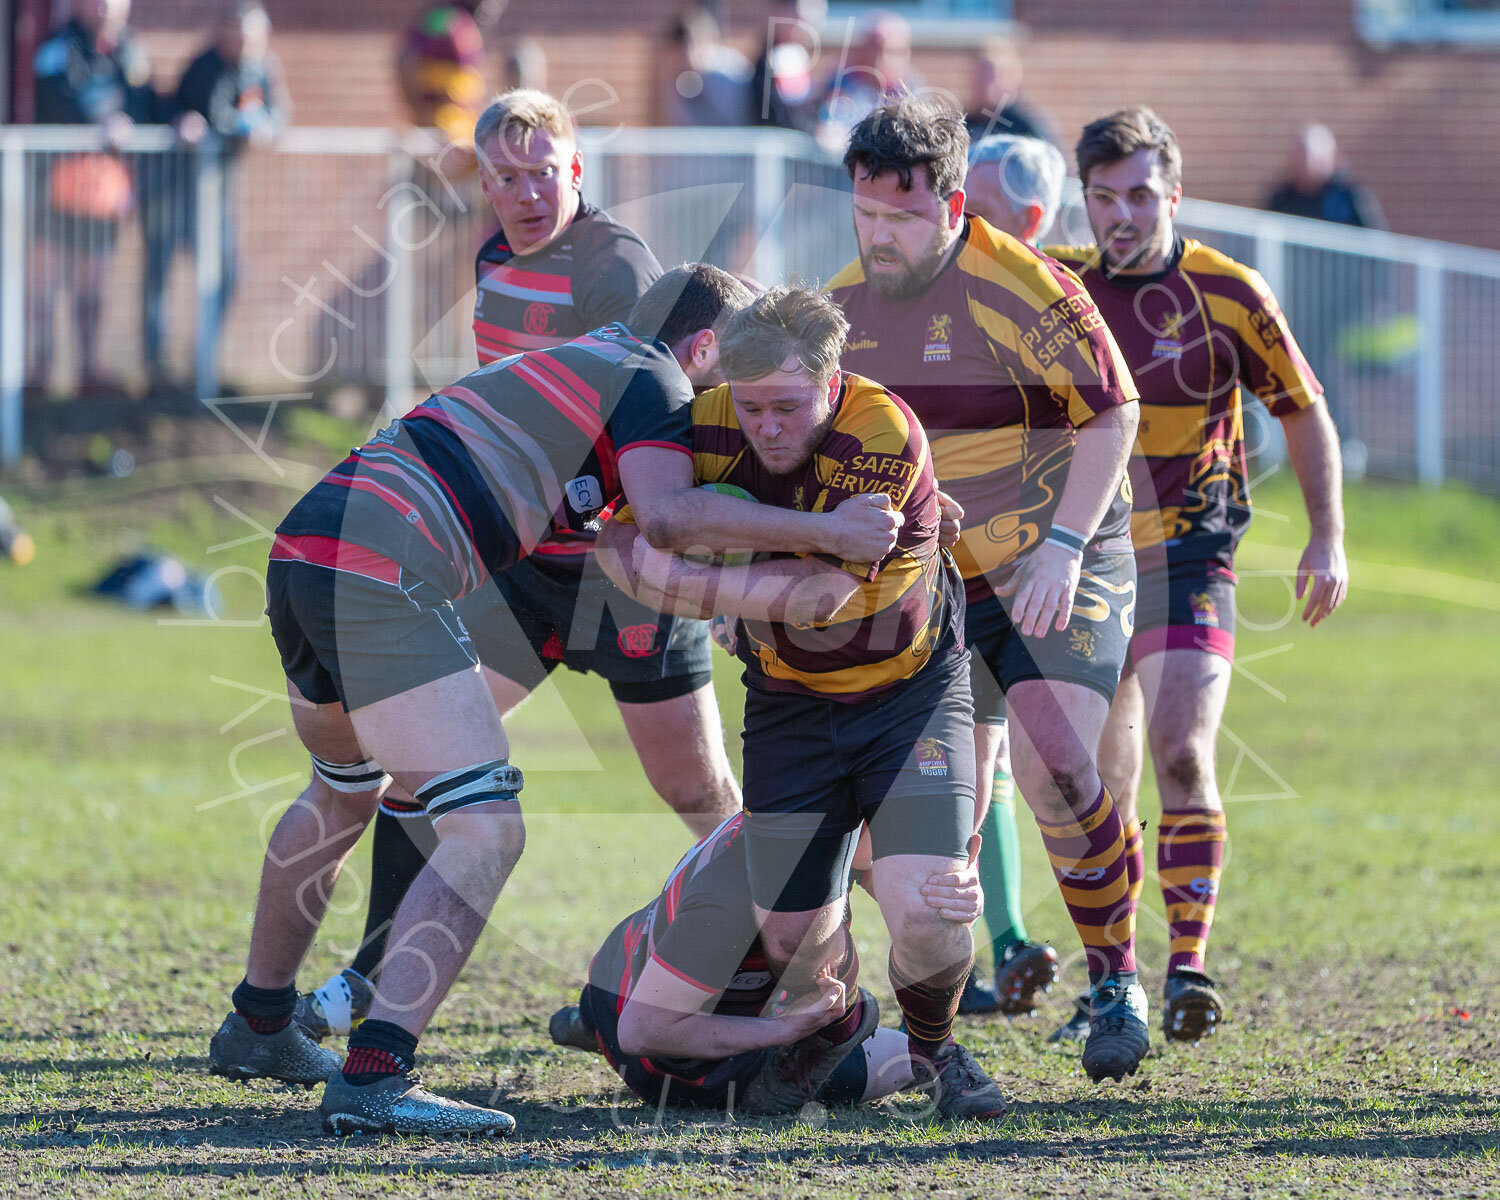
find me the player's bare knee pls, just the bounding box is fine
[417,760,528,873]
[1158,741,1213,799]
[890,902,972,978]
[759,911,822,970]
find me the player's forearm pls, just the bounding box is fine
[1051,403,1139,538]
[599,520,859,625]
[617,1005,798,1060]
[641,489,846,557]
[1281,402,1346,542]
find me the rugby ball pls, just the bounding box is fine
[685,481,759,567]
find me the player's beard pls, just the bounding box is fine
[859,224,953,301]
[1100,220,1166,275]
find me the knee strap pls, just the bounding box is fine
[416,760,524,821]
[311,754,390,794]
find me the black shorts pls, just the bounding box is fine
[458,556,713,704]
[965,550,1136,704]
[740,649,976,913]
[1128,559,1236,668]
[968,649,1008,727]
[580,981,772,1112]
[266,547,478,712]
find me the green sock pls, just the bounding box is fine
[980,764,1029,959]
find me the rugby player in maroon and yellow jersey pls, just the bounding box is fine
[206,266,907,1138]
[825,95,1149,1082]
[1046,107,1347,1044]
[598,286,1010,1120]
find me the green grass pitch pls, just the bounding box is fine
[2,451,1497,1198]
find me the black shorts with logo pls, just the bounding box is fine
[457,555,713,704]
[965,549,1136,704]
[739,645,976,913]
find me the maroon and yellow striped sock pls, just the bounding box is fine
[1158,807,1228,974]
[1036,785,1135,981]
[889,949,969,1066]
[1123,816,1146,905]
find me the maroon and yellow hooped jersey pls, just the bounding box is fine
[1049,237,1323,571]
[689,373,958,703]
[828,217,1139,602]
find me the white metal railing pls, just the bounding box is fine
[2,124,1497,493]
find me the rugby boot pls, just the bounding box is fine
[917,1040,1009,1121]
[292,968,374,1041]
[1046,992,1091,1044]
[956,969,1002,1016]
[994,940,1061,1016]
[548,1003,599,1053]
[209,1012,342,1087]
[320,1071,516,1137]
[1162,967,1225,1043]
[739,988,880,1115]
[1080,976,1151,1082]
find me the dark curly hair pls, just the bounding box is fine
[843,92,970,198]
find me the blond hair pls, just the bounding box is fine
[474,88,575,154]
[718,286,849,385]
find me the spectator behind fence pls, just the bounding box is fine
[660,5,753,126]
[140,2,289,386]
[503,35,548,93]
[31,0,156,390]
[1264,122,1386,229]
[964,38,1059,149]
[748,0,823,134]
[965,133,1066,246]
[815,10,922,154]
[1264,123,1387,383]
[397,2,489,145]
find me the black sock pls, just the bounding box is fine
[349,809,437,980]
[343,1018,419,1084]
[232,978,296,1035]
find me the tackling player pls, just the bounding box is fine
[825,96,1150,1082]
[598,285,1010,1120]
[206,266,905,1137]
[1046,107,1347,1043]
[298,91,744,1036]
[548,816,983,1115]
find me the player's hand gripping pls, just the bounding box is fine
[1297,535,1348,627]
[921,834,984,923]
[996,540,1082,639]
[936,490,964,551]
[709,614,738,655]
[769,965,848,1041]
[825,493,903,563]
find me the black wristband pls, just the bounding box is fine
[1044,525,1088,555]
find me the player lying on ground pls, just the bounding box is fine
[1045,106,1347,1045]
[548,816,984,1115]
[598,285,1010,1120]
[826,96,1149,1081]
[207,265,906,1138]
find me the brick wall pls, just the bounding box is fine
[113,0,1500,248]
